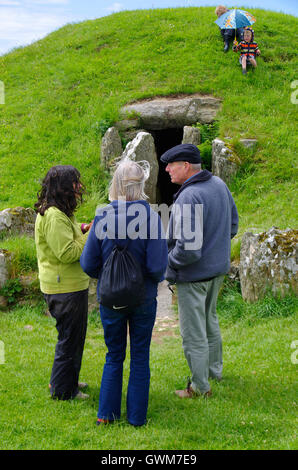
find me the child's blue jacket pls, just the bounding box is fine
[80,200,168,303]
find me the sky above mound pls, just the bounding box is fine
[0,0,297,55]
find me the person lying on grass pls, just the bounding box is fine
[233,27,261,75]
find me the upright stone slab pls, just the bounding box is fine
[121,132,158,204]
[0,210,11,232]
[101,127,123,169]
[182,126,200,145]
[212,139,239,185]
[239,227,298,302]
[0,250,12,288]
[0,207,36,237]
[239,138,258,149]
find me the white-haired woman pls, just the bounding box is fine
[80,159,168,426]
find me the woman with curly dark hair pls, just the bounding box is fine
[35,165,92,400]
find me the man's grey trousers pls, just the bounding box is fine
[177,275,224,394]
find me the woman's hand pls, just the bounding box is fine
[81,221,94,233]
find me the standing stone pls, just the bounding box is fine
[0,250,12,288]
[239,227,298,302]
[101,127,123,169]
[121,132,158,204]
[239,138,258,149]
[0,207,36,237]
[212,139,239,185]
[182,126,201,145]
[0,210,11,232]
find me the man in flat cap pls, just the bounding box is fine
[161,144,238,397]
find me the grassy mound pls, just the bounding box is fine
[0,8,297,450]
[0,6,297,231]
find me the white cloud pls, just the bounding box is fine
[105,3,124,13]
[0,6,69,54]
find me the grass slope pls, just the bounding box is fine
[0,7,297,231]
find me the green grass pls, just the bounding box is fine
[0,6,297,451]
[0,286,297,450]
[0,7,297,229]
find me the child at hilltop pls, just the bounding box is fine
[233,27,261,75]
[215,5,244,52]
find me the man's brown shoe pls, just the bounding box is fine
[175,385,196,398]
[175,377,212,398]
[175,387,212,398]
[175,377,196,398]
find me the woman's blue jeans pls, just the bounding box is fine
[98,299,157,426]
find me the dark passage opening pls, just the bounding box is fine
[150,128,183,206]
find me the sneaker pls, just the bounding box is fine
[96,418,114,426]
[78,382,88,390]
[74,390,89,400]
[50,382,89,391]
[242,68,247,75]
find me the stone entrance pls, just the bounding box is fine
[121,93,222,129]
[101,93,222,205]
[151,128,183,205]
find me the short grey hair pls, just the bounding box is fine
[109,158,150,201]
[190,163,202,172]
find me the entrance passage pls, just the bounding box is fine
[150,128,183,206]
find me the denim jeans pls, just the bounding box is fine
[98,300,157,426]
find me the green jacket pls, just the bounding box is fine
[35,206,89,294]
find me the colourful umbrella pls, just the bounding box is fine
[215,8,256,30]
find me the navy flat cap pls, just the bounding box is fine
[160,144,201,164]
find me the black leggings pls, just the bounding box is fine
[44,289,88,400]
[221,27,244,42]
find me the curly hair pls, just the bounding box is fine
[34,165,85,217]
[215,5,228,17]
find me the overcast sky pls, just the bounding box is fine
[0,0,297,56]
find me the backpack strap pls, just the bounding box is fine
[114,238,131,251]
